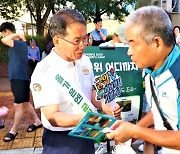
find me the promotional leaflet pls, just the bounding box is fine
[68,112,116,143]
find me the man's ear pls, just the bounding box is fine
[153,37,163,53]
[154,37,160,47]
[53,37,60,46]
[6,29,11,35]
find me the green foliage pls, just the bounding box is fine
[0,36,46,64]
[0,0,24,21]
[0,0,56,35]
[0,0,136,35]
[68,0,136,22]
[106,35,113,42]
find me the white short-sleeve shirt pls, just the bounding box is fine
[30,49,94,131]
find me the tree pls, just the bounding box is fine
[24,0,55,35]
[0,0,135,35]
[0,0,73,35]
[68,0,136,22]
[0,0,54,35]
[24,0,70,35]
[0,0,59,35]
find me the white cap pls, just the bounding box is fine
[114,24,126,43]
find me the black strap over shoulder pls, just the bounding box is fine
[150,76,173,130]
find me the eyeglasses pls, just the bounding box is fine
[59,36,88,46]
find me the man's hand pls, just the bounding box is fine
[113,103,122,119]
[1,33,26,47]
[96,23,101,31]
[18,34,26,42]
[106,120,136,144]
[101,102,114,116]
[101,102,122,118]
[31,58,36,62]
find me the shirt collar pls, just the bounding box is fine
[145,45,180,78]
[50,48,82,67]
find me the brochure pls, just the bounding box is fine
[68,112,116,143]
[115,95,140,123]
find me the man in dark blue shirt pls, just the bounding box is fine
[0,22,42,142]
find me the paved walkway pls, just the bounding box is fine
[0,78,43,153]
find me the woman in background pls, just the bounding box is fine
[173,26,180,45]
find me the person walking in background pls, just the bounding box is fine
[89,17,108,46]
[99,24,128,47]
[173,25,180,45]
[30,9,120,154]
[106,6,180,154]
[0,22,42,142]
[28,39,41,75]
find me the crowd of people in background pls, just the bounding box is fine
[0,5,180,154]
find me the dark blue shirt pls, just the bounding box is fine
[8,40,29,80]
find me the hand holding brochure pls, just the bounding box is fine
[68,112,116,143]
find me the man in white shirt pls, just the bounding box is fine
[30,9,120,154]
[106,6,180,154]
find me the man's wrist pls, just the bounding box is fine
[96,30,101,33]
[133,124,139,139]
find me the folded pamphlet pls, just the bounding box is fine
[68,112,116,143]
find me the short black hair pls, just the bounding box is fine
[93,17,102,23]
[0,22,16,33]
[49,9,86,38]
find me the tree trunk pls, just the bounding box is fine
[36,23,44,35]
[95,3,101,18]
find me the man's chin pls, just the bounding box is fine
[134,63,144,69]
[76,54,83,59]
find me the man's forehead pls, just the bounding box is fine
[96,21,102,24]
[66,23,87,37]
[126,25,140,39]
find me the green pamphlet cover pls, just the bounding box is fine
[68,112,116,143]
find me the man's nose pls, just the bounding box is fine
[127,47,132,56]
[78,42,87,49]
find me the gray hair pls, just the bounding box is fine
[49,9,86,38]
[126,6,174,46]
